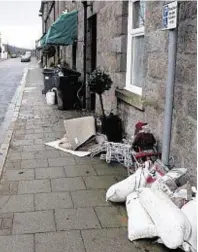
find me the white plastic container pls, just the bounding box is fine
[46,91,55,105]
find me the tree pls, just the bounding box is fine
[88,68,112,119]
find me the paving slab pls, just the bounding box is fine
[51,177,86,191]
[0,181,18,195]
[48,157,76,166]
[64,165,97,177]
[95,206,127,228]
[0,234,34,252]
[4,161,21,170]
[71,190,110,207]
[35,231,86,252]
[35,192,73,210]
[35,167,65,179]
[93,164,127,176]
[82,228,133,252]
[55,208,100,230]
[4,169,34,181]
[0,194,34,213]
[22,145,45,152]
[83,175,117,189]
[35,150,60,159]
[18,180,51,194]
[1,218,12,229]
[0,229,11,235]
[21,158,48,169]
[12,210,56,234]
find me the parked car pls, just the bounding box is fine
[21,55,31,62]
[11,53,17,58]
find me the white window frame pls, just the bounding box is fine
[125,0,145,96]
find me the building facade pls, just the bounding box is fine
[39,1,197,185]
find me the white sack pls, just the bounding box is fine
[106,167,149,202]
[126,192,158,241]
[139,188,191,249]
[181,198,197,252]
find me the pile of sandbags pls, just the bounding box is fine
[106,166,197,252]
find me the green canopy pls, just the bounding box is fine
[40,34,47,46]
[45,10,78,46]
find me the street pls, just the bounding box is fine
[0,58,28,145]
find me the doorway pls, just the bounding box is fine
[87,14,97,110]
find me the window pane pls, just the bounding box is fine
[133,0,146,29]
[131,35,144,88]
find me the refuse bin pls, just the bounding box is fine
[54,74,82,110]
[42,68,55,94]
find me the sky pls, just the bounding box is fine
[0,1,42,49]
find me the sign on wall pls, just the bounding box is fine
[162,1,177,30]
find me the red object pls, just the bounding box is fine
[135,122,148,130]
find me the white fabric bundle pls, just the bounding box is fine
[139,188,191,249]
[126,192,158,241]
[106,167,149,202]
[181,197,197,252]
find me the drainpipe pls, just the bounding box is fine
[161,10,178,167]
[82,1,87,109]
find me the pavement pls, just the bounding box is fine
[0,58,181,252]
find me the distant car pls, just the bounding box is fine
[21,55,31,62]
[11,53,17,58]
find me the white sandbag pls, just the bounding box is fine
[126,192,158,241]
[181,198,197,252]
[139,188,191,249]
[106,167,149,202]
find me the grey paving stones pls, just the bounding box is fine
[51,177,86,191]
[64,165,97,177]
[0,234,34,252]
[12,211,56,234]
[18,180,51,194]
[35,231,86,252]
[82,228,133,252]
[48,157,75,166]
[35,167,65,179]
[0,229,11,235]
[93,164,127,176]
[4,161,21,170]
[71,190,109,207]
[83,175,117,189]
[21,159,48,169]
[0,195,34,213]
[22,145,45,152]
[35,150,60,159]
[55,208,100,230]
[4,169,34,181]
[0,181,18,195]
[35,192,73,210]
[95,206,127,228]
[7,153,22,161]
[1,218,12,229]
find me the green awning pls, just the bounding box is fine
[45,10,78,46]
[40,34,47,46]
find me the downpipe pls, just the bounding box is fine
[161,23,178,167]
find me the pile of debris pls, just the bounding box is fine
[106,164,197,252]
[45,116,196,252]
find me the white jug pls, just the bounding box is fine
[46,91,55,105]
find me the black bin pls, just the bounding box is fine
[42,68,55,94]
[54,74,81,110]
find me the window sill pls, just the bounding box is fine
[115,88,144,111]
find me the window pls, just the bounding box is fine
[125,0,146,96]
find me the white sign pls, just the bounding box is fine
[162,1,177,30]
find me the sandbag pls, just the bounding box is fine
[126,192,158,241]
[106,167,149,202]
[181,198,197,252]
[139,188,191,249]
[171,182,192,209]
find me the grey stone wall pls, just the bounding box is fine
[117,1,197,185]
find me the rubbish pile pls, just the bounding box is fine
[45,116,197,252]
[106,165,197,252]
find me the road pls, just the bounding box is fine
[0,58,29,145]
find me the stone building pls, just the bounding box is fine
[39,1,197,185]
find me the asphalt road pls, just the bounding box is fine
[0,58,28,144]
